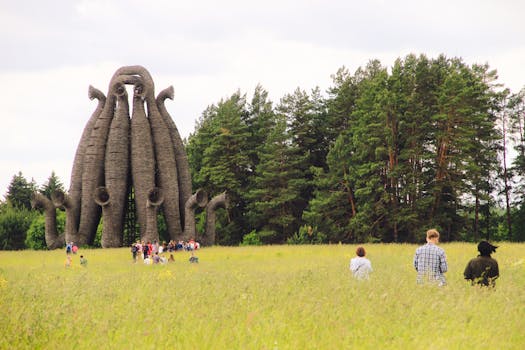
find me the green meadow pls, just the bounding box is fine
[0,243,524,349]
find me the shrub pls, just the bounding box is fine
[240,230,263,246]
[0,207,36,250]
[25,210,66,250]
[287,225,326,245]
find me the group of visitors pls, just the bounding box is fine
[131,239,200,264]
[65,241,79,255]
[64,242,87,267]
[350,228,500,287]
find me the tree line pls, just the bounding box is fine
[2,53,525,249]
[186,54,525,245]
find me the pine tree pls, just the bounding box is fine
[39,171,65,199]
[245,115,308,242]
[278,88,325,225]
[188,91,252,244]
[6,172,37,210]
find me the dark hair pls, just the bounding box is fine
[478,241,497,256]
[356,246,366,257]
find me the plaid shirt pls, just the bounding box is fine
[414,243,447,286]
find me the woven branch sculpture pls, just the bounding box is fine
[39,66,228,248]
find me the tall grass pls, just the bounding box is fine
[0,243,523,349]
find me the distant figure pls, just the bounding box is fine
[143,241,150,259]
[414,229,448,286]
[66,242,72,255]
[80,255,87,267]
[188,238,195,251]
[136,241,143,260]
[144,256,152,265]
[464,241,499,287]
[168,254,175,262]
[349,246,373,280]
[153,240,159,254]
[65,255,72,267]
[152,252,161,264]
[189,250,199,263]
[131,243,138,263]
[72,245,79,254]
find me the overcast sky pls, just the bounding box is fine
[1,0,524,199]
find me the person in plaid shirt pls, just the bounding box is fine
[414,229,448,286]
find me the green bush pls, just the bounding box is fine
[287,225,326,245]
[92,218,102,248]
[0,207,36,250]
[240,230,263,246]
[25,210,66,250]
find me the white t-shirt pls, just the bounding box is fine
[350,256,373,280]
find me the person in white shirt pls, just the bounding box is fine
[350,246,373,280]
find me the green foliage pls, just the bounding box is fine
[185,55,525,244]
[39,171,65,199]
[303,54,509,242]
[286,225,326,244]
[0,206,36,250]
[25,215,47,250]
[187,91,252,242]
[511,204,525,241]
[25,210,66,250]
[157,212,169,243]
[5,172,37,210]
[240,230,262,246]
[92,218,102,248]
[195,210,206,237]
[245,114,309,242]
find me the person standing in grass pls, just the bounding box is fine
[464,241,499,287]
[65,241,72,255]
[80,255,88,267]
[131,242,138,263]
[350,246,373,280]
[65,255,72,267]
[414,229,448,286]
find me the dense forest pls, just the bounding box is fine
[2,54,525,249]
[186,54,525,245]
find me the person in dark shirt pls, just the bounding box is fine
[464,241,499,287]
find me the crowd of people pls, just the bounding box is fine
[131,239,200,264]
[350,228,500,288]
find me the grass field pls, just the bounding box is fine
[0,243,524,349]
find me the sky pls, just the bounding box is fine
[1,0,524,200]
